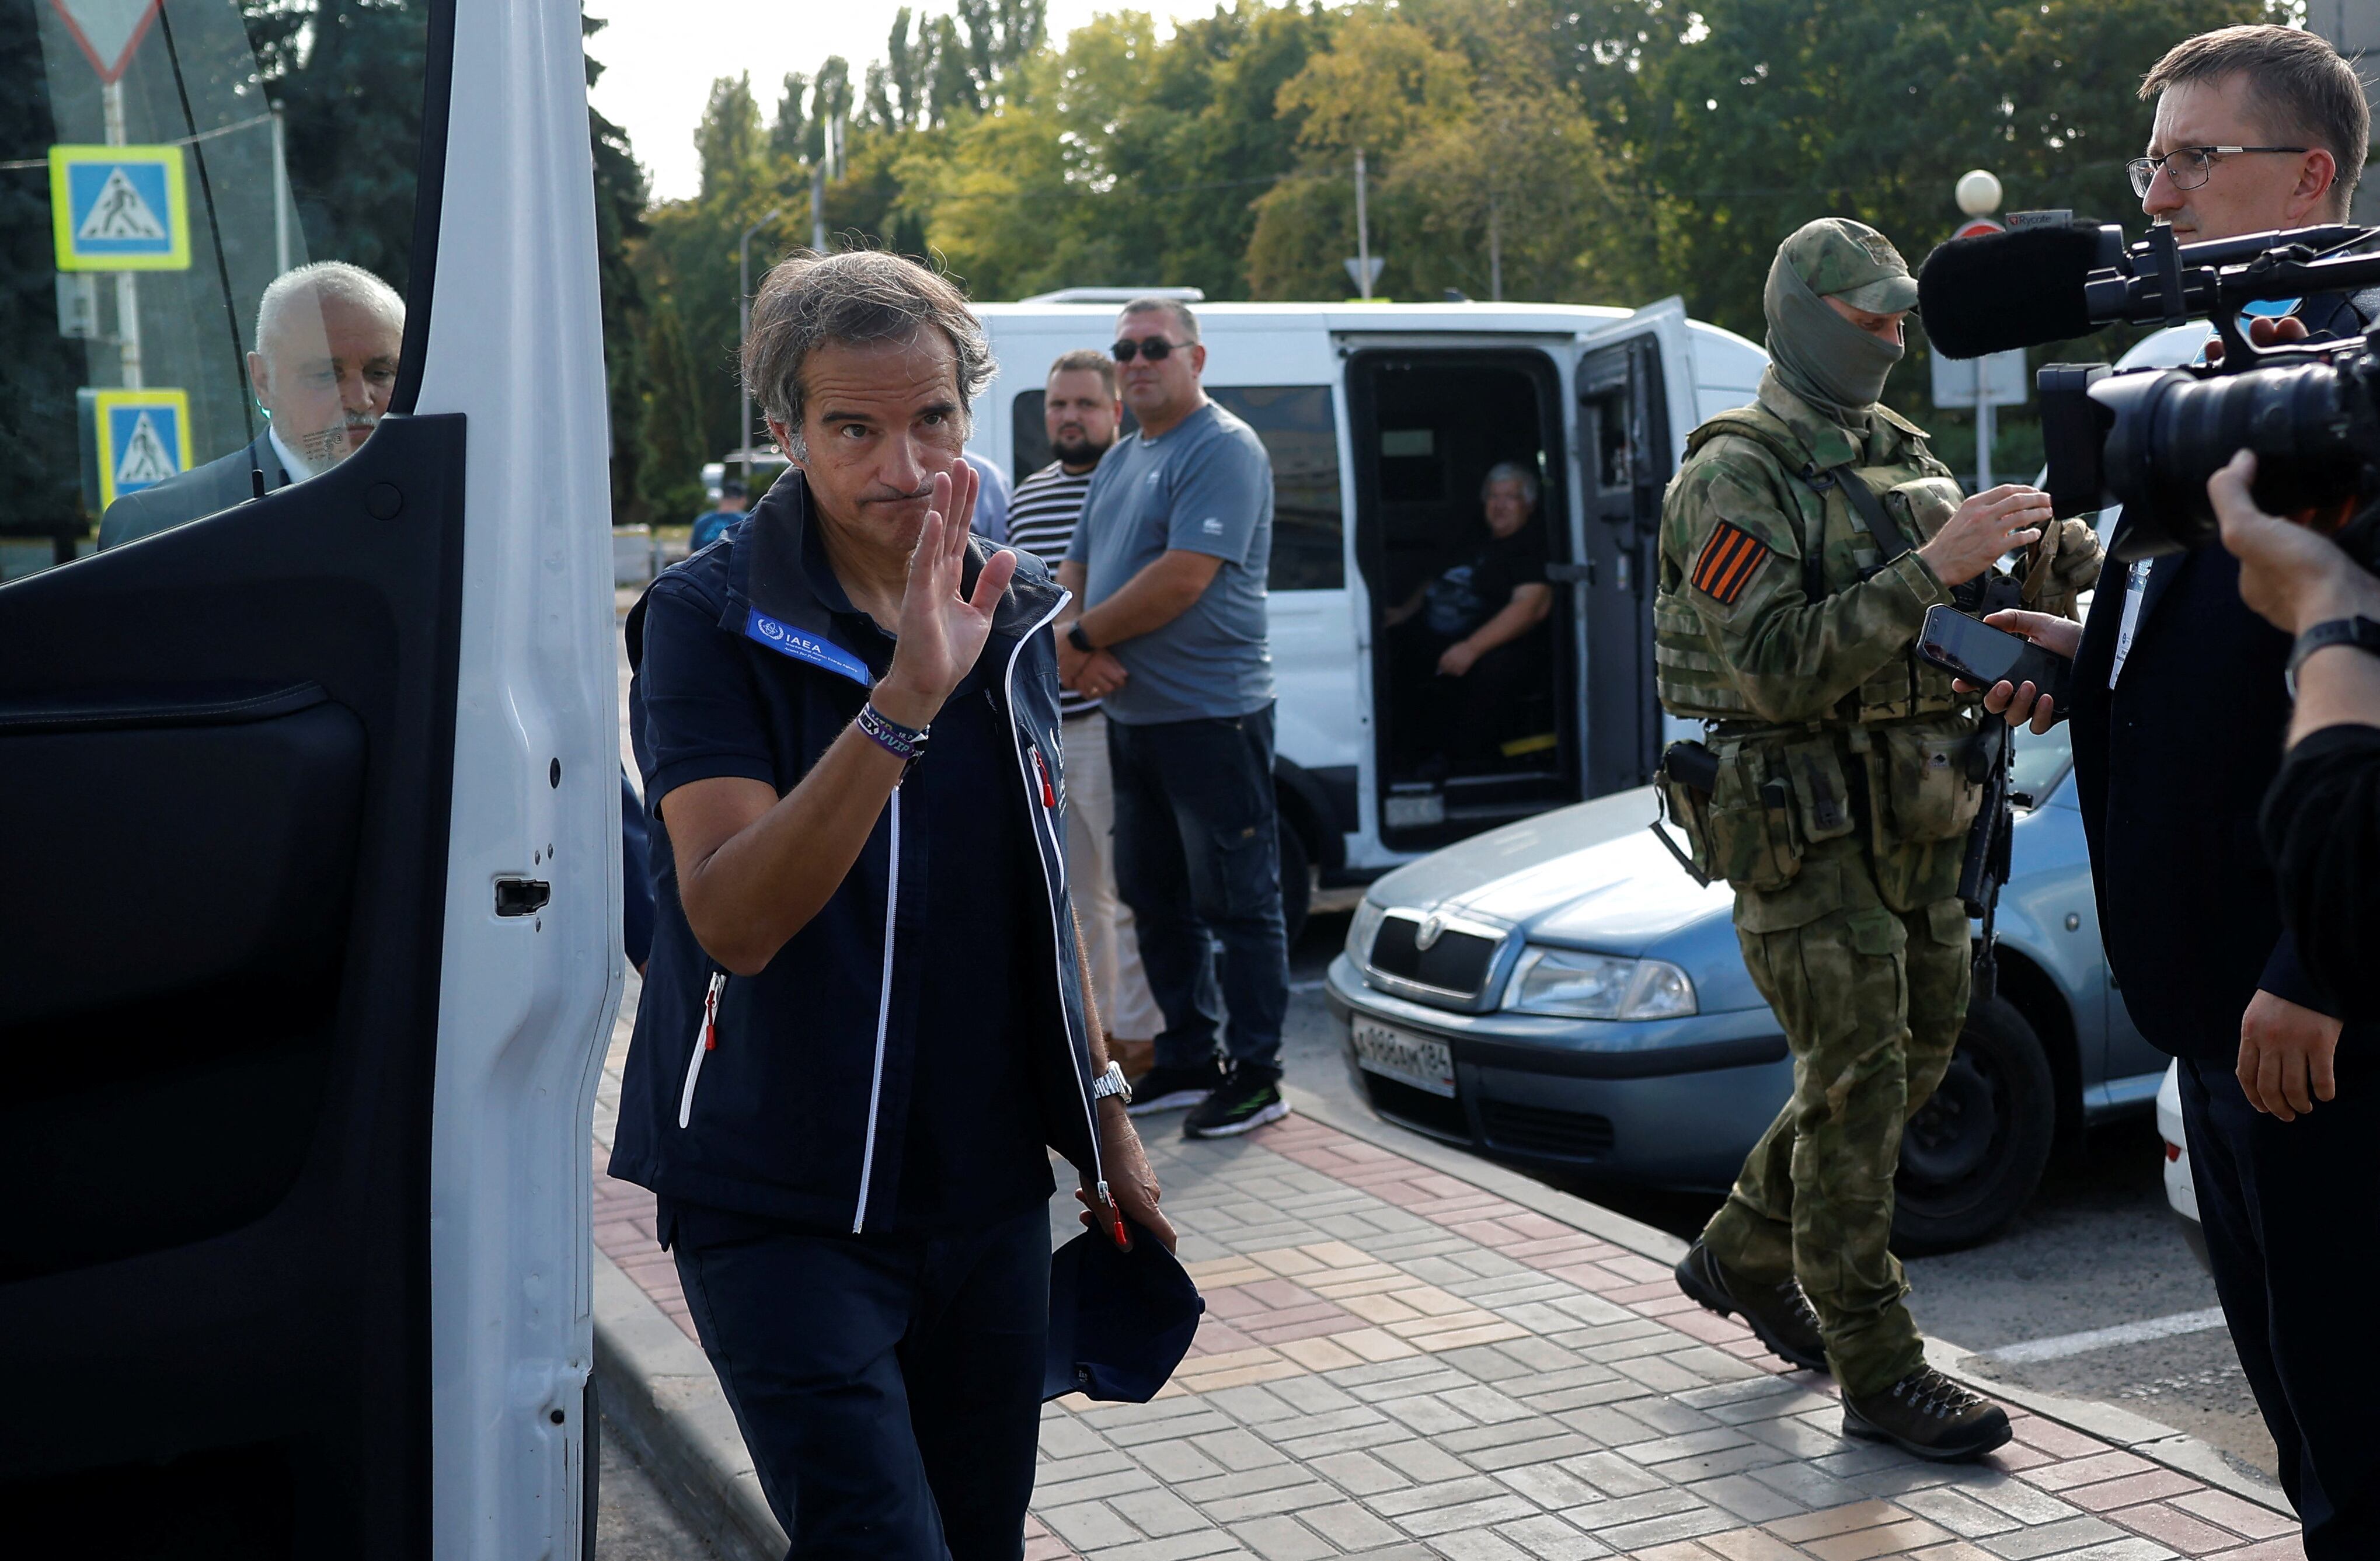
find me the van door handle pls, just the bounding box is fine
[494,877,551,917]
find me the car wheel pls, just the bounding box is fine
[1277,813,1311,949]
[1891,995,2055,1256]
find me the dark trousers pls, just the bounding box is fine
[1107,705,1289,1075]
[2177,1055,2380,1557]
[1390,626,1546,771]
[667,1201,1050,1561]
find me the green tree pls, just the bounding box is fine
[587,13,651,524]
[241,0,431,291]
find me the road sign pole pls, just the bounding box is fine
[1975,358,1991,489]
[271,107,291,273]
[102,78,141,390]
[1354,147,1372,301]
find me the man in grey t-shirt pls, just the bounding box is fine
[1058,298,1289,1140]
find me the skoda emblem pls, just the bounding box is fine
[1415,913,1446,952]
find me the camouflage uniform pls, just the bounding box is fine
[1654,222,2097,1397]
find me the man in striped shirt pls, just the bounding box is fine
[1010,350,1166,1079]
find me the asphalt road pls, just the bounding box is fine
[596,1416,718,1560]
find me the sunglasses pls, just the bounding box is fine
[1110,334,1187,363]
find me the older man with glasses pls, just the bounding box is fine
[1056,298,1290,1140]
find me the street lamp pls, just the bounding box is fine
[738,208,783,483]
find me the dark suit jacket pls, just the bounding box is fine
[2067,289,2376,1060]
[97,434,288,550]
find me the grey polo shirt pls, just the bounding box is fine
[1068,400,1273,725]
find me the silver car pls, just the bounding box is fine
[1326,722,2170,1252]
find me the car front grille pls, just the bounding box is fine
[1479,1100,1616,1161]
[1361,1074,1468,1140]
[1365,914,1500,999]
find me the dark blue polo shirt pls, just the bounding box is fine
[635,524,1054,1234]
[896,670,1059,1229]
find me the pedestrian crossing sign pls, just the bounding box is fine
[49,143,189,271]
[88,387,191,511]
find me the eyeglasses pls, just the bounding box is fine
[1110,334,1186,363]
[2127,145,2308,197]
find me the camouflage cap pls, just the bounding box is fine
[1779,218,1919,312]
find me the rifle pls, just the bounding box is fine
[1957,722,2016,1004]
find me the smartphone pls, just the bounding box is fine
[1916,604,2072,709]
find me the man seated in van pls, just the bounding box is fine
[99,261,404,548]
[1383,461,1553,774]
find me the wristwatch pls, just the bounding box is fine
[1067,621,1096,655]
[2285,615,2380,698]
[1090,1060,1132,1107]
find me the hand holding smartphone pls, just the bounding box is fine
[1916,605,2074,725]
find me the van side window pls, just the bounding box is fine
[1009,385,1346,592]
[1208,386,1343,592]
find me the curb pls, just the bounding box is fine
[1283,1082,2294,1518]
[591,1246,787,1561]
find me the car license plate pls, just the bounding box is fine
[1350,1018,1456,1097]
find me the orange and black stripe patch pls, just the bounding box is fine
[1691,522,1771,606]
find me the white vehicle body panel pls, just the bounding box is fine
[970,300,1768,877]
[419,2,622,1552]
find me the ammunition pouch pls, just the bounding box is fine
[1866,715,1985,911]
[1707,742,1803,893]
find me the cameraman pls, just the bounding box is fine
[1982,26,2379,1555]
[2210,449,2380,1016]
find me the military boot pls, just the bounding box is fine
[1673,1239,1828,1374]
[1842,1365,2012,1461]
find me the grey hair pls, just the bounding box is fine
[1118,296,1200,344]
[254,261,405,356]
[744,250,994,459]
[1481,461,1539,507]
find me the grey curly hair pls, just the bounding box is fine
[743,250,995,459]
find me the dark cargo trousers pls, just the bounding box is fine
[1700,836,1970,1396]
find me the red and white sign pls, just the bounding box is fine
[1952,217,2006,241]
[50,0,163,86]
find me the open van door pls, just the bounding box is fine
[1,1,616,1553]
[1571,299,1696,796]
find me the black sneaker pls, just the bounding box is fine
[1842,1365,2013,1461]
[1125,1063,1220,1118]
[1182,1065,1291,1138]
[1674,1239,1830,1374]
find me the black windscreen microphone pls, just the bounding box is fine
[1916,225,2103,359]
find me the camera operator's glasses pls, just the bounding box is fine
[1110,335,1185,363]
[2127,145,2308,197]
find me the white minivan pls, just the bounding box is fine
[971,294,1766,933]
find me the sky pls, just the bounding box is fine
[588,1,1209,205]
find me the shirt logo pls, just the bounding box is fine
[1691,522,1772,607]
[1201,517,1224,535]
[744,608,872,687]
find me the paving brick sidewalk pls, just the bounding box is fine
[588,1008,2299,1561]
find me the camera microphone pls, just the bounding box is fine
[1916,225,2104,359]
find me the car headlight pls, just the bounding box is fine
[1346,899,1386,964]
[1503,947,1698,1020]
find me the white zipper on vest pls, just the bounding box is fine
[676,971,727,1129]
[1003,593,1105,1194]
[850,789,901,1233]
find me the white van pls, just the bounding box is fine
[971,295,1767,933]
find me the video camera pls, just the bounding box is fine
[1916,219,2380,567]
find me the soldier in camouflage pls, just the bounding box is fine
[1655,218,2099,1462]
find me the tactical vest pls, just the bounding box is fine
[1654,401,1969,728]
